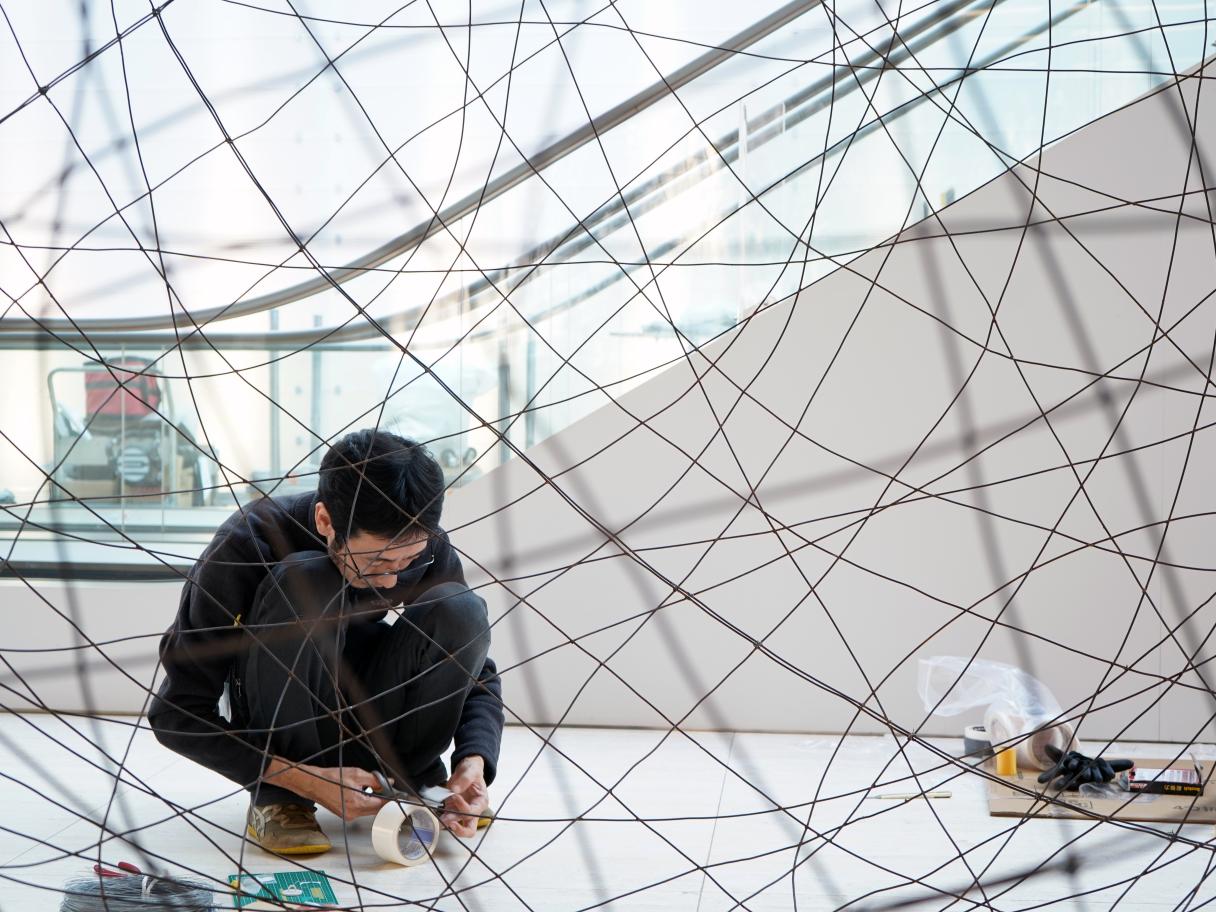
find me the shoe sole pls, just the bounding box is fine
[246,824,331,855]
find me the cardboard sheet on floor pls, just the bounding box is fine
[986,758,1216,824]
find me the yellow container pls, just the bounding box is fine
[995,747,1018,777]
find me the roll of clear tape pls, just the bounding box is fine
[372,800,440,866]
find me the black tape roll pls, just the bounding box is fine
[963,724,993,759]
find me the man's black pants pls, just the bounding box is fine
[234,550,490,807]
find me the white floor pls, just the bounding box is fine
[1,713,1213,911]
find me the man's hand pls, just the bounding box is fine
[263,757,387,821]
[442,755,489,837]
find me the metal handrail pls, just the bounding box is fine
[0,0,822,336]
[1,0,996,351]
[3,0,1135,355]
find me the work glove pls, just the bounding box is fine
[1037,744,1133,790]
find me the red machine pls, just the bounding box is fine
[49,356,214,507]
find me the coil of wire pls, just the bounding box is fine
[59,872,213,911]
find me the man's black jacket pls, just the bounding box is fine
[148,491,503,786]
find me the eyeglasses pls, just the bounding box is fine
[351,539,434,579]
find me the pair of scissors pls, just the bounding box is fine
[91,861,164,899]
[366,771,452,812]
[367,771,494,830]
[93,861,142,878]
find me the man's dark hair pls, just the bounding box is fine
[318,429,445,542]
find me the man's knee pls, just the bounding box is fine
[251,550,342,622]
[407,582,490,662]
[272,550,338,585]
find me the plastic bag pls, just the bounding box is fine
[918,656,1080,771]
[1078,780,1144,801]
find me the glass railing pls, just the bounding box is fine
[1,0,1211,559]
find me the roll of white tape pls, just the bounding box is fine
[371,800,440,866]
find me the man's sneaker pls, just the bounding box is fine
[246,802,332,855]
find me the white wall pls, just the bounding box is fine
[7,62,1216,745]
[441,61,1216,743]
[2,579,179,714]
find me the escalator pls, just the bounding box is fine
[0,0,1211,552]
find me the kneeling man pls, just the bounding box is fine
[150,429,502,854]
